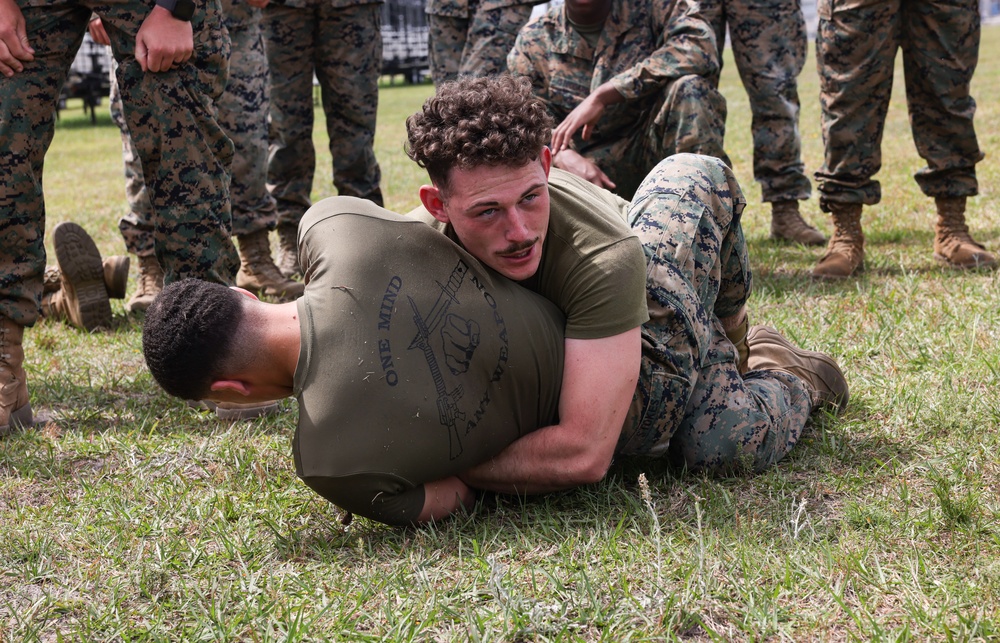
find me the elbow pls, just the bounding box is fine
[567,449,615,486]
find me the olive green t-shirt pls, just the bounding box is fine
[411,168,649,339]
[292,197,565,525]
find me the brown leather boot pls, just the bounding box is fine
[812,203,865,280]
[126,255,164,313]
[52,222,112,331]
[746,325,849,414]
[1,317,33,435]
[44,255,131,300]
[236,229,305,302]
[275,224,300,279]
[102,255,131,299]
[933,196,997,269]
[770,200,825,246]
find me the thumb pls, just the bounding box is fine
[135,36,148,72]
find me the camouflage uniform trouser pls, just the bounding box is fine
[113,7,277,258]
[263,2,384,229]
[617,154,812,472]
[426,2,534,84]
[0,1,237,325]
[701,0,811,203]
[581,76,730,201]
[814,0,982,211]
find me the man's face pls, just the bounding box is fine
[422,150,552,282]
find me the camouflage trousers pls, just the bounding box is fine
[581,76,730,201]
[0,1,237,325]
[617,154,812,473]
[426,3,534,84]
[113,15,277,258]
[701,0,811,203]
[814,0,983,211]
[263,2,384,228]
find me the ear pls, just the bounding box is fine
[209,379,252,396]
[419,185,450,224]
[229,286,259,301]
[540,146,552,178]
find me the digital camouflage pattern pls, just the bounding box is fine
[426,0,535,83]
[814,0,983,211]
[618,154,812,472]
[700,0,810,204]
[113,0,277,258]
[508,0,729,199]
[262,0,384,231]
[0,0,236,325]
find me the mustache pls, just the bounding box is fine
[498,238,539,255]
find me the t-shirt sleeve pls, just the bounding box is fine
[558,236,649,340]
[300,473,426,526]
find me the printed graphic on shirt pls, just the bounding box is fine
[376,259,510,459]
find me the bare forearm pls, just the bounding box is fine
[463,331,641,496]
[460,422,615,494]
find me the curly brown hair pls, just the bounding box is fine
[405,74,553,191]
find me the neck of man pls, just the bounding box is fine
[565,1,611,29]
[257,300,303,395]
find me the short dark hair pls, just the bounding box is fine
[142,279,244,400]
[405,74,553,190]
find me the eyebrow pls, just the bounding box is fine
[464,181,547,213]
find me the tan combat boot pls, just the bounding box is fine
[933,196,997,270]
[51,222,113,331]
[770,200,825,246]
[275,224,300,279]
[126,255,164,313]
[235,229,305,302]
[43,255,130,300]
[102,255,131,299]
[1,317,33,435]
[812,203,865,280]
[746,325,849,414]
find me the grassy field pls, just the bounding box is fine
[3,26,1000,641]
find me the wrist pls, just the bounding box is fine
[155,0,195,21]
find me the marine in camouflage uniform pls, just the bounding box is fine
[699,0,825,246]
[0,0,236,432]
[109,0,301,310]
[618,154,818,470]
[508,0,729,200]
[426,0,539,83]
[812,0,994,278]
[263,0,384,278]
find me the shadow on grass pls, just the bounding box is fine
[23,370,296,440]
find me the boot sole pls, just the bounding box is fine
[0,402,34,436]
[53,222,112,331]
[747,326,850,415]
[811,261,865,281]
[932,252,998,270]
[186,399,281,420]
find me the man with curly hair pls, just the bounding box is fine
[143,196,566,525]
[407,75,848,494]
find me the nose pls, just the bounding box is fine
[505,209,532,242]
